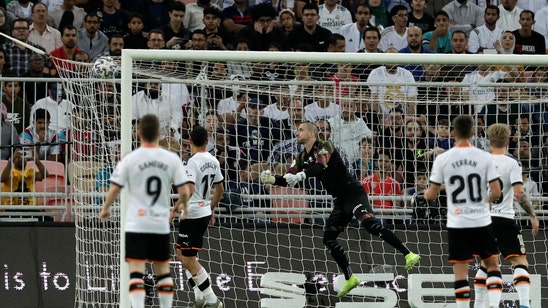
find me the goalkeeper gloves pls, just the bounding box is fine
[283,172,306,187]
[260,170,275,184]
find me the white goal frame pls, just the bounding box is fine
[119,50,548,307]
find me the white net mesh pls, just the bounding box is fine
[55,52,548,307]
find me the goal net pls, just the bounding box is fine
[55,51,548,307]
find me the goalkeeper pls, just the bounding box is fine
[261,122,420,297]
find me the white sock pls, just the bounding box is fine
[455,279,470,308]
[157,275,174,308]
[486,271,502,308]
[513,266,531,308]
[474,267,488,308]
[129,278,145,308]
[186,269,204,301]
[193,267,217,304]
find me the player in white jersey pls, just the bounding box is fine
[175,125,224,308]
[424,115,502,308]
[100,114,190,308]
[473,124,539,308]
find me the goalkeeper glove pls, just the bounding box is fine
[260,170,275,184]
[283,172,306,187]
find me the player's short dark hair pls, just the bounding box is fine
[170,1,186,13]
[128,13,145,23]
[434,10,449,20]
[302,3,319,14]
[192,29,206,38]
[203,6,222,18]
[451,30,467,39]
[85,12,100,22]
[148,29,165,40]
[328,33,345,46]
[34,108,50,121]
[252,3,276,21]
[438,118,449,127]
[109,33,124,43]
[364,26,381,39]
[390,5,408,17]
[485,4,500,15]
[11,18,29,29]
[139,114,160,142]
[452,115,474,139]
[62,25,77,35]
[190,125,208,147]
[520,10,534,20]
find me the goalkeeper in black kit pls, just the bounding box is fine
[261,122,420,297]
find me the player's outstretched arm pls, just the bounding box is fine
[514,185,539,236]
[100,184,122,219]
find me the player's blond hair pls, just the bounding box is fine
[487,123,510,148]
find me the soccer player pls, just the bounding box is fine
[100,114,189,308]
[260,121,420,297]
[424,115,503,308]
[473,123,539,308]
[175,126,224,308]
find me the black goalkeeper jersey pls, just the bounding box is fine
[291,140,365,199]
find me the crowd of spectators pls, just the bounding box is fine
[0,0,547,225]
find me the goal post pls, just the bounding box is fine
[54,50,548,307]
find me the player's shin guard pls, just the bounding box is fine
[473,266,488,308]
[157,274,174,308]
[193,267,218,304]
[323,229,352,280]
[187,269,204,301]
[361,218,411,255]
[486,270,503,308]
[513,265,531,308]
[129,272,146,308]
[454,279,471,308]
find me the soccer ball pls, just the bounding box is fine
[92,56,118,79]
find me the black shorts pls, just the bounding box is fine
[447,226,499,263]
[177,216,210,257]
[125,232,171,262]
[326,192,374,228]
[491,216,526,259]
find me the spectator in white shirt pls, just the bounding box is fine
[366,48,417,118]
[28,3,61,54]
[497,0,522,31]
[31,82,74,133]
[317,0,353,33]
[338,4,373,52]
[303,85,340,122]
[379,5,409,52]
[442,0,484,35]
[328,96,372,163]
[131,82,183,141]
[468,5,504,53]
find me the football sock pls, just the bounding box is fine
[474,266,488,308]
[129,272,146,308]
[194,267,217,304]
[455,279,471,308]
[486,270,503,308]
[156,274,174,308]
[513,265,531,308]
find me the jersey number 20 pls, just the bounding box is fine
[450,173,482,204]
